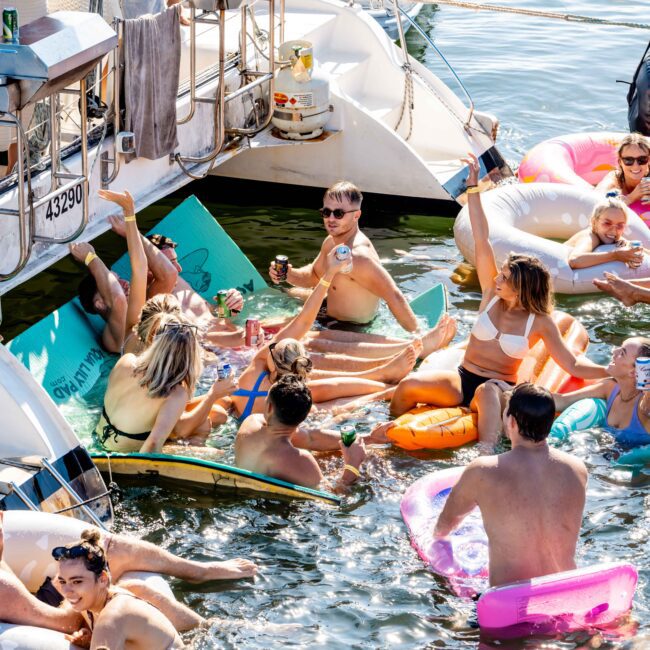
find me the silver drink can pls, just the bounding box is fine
[642,177,650,204]
[217,363,232,380]
[636,357,650,390]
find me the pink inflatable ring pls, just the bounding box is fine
[401,467,638,635]
[518,131,650,225]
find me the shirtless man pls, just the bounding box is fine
[434,383,587,587]
[235,374,367,489]
[0,511,257,637]
[269,181,419,332]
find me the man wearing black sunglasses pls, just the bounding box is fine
[269,181,419,332]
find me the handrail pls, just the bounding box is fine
[395,2,475,129]
[173,8,227,179]
[226,0,276,137]
[0,112,34,281]
[101,18,123,188]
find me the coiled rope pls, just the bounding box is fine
[424,0,650,31]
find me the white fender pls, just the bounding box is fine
[453,183,650,294]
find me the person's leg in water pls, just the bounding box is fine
[304,314,457,360]
[105,533,258,584]
[369,369,464,441]
[308,377,393,405]
[309,344,420,383]
[471,381,508,450]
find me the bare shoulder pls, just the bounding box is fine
[352,232,376,255]
[550,447,588,482]
[463,456,499,481]
[238,413,266,435]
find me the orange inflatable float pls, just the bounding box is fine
[388,311,589,450]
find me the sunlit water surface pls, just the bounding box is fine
[5,1,650,647]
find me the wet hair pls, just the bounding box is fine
[505,253,553,315]
[135,294,182,346]
[615,133,650,189]
[133,313,202,398]
[506,383,555,443]
[78,273,100,315]
[146,233,178,250]
[270,339,313,379]
[324,180,363,207]
[590,196,628,231]
[52,528,107,576]
[268,374,313,426]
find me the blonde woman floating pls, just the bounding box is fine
[566,196,644,270]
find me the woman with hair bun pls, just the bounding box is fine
[233,248,421,420]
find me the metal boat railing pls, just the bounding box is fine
[392,0,476,131]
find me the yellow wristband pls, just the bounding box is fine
[344,464,361,477]
[466,186,481,194]
[319,278,331,288]
[124,215,136,222]
[84,252,97,266]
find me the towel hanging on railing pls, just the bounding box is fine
[123,5,180,161]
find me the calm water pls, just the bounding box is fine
[5,2,650,648]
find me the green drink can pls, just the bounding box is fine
[215,290,231,318]
[340,425,356,447]
[3,7,19,43]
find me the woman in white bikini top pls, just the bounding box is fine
[382,153,609,449]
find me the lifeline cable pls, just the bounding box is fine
[421,0,650,31]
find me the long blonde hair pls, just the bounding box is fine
[135,294,182,346]
[133,314,202,398]
[269,339,313,380]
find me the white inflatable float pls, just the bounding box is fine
[0,511,173,650]
[454,183,650,294]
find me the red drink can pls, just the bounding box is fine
[245,318,261,347]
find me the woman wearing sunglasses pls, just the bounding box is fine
[233,248,421,421]
[53,529,184,649]
[596,133,650,210]
[97,311,236,453]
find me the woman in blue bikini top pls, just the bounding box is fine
[233,247,384,420]
[554,337,650,446]
[382,153,609,449]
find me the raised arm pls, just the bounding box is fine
[352,256,418,332]
[434,464,480,538]
[102,189,178,296]
[537,316,609,380]
[98,190,148,335]
[291,426,342,451]
[464,154,498,293]
[139,386,188,453]
[70,242,127,354]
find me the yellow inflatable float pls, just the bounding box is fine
[388,312,589,450]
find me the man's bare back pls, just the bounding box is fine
[434,383,588,587]
[465,446,586,586]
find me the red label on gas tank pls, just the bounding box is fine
[274,92,289,105]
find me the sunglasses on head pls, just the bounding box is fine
[158,322,199,335]
[621,156,649,166]
[52,543,103,563]
[319,207,358,219]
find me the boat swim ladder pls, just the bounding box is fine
[173,0,278,180]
